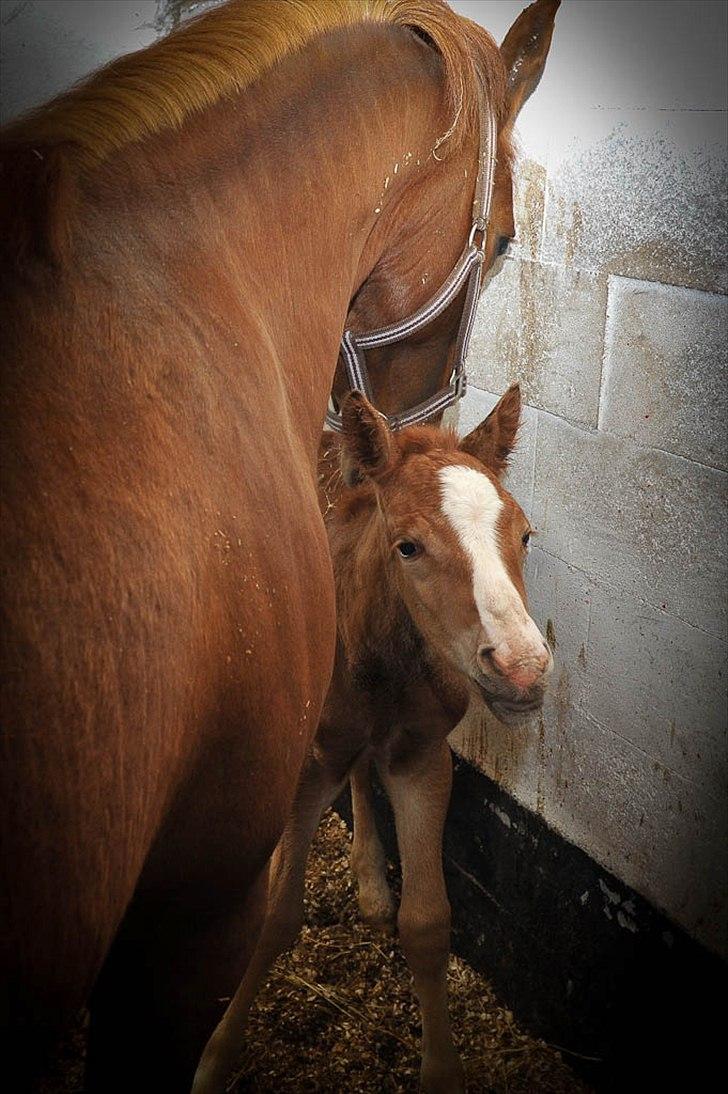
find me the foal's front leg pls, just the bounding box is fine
[192,751,349,1094]
[350,753,396,931]
[379,739,464,1094]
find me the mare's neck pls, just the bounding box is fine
[90,23,462,458]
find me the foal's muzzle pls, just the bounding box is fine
[472,651,552,725]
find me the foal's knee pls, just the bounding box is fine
[397,901,451,969]
[350,835,385,878]
[262,903,304,957]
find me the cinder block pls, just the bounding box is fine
[530,412,728,640]
[584,584,728,797]
[542,109,727,294]
[525,546,592,703]
[450,548,592,817]
[510,157,546,262]
[471,258,606,428]
[457,385,538,512]
[523,548,594,815]
[449,705,543,816]
[539,706,728,958]
[600,278,728,470]
[452,543,728,955]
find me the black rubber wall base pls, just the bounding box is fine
[335,751,727,1093]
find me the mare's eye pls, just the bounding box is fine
[522,531,531,550]
[397,541,419,559]
[497,235,512,256]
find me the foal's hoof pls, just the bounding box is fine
[420,1054,466,1094]
[357,890,396,934]
[362,910,396,936]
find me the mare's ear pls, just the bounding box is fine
[340,392,395,486]
[500,0,560,125]
[459,383,521,477]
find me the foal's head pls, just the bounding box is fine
[339,386,552,722]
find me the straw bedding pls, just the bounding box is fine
[41,810,590,1093]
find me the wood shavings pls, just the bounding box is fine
[39,813,592,1093]
[231,812,592,1094]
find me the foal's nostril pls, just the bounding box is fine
[477,646,498,673]
[479,645,509,676]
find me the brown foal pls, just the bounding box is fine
[194,384,551,1093]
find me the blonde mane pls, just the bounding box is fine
[0,0,506,170]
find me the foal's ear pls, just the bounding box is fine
[500,0,560,124]
[459,384,521,476]
[340,392,395,486]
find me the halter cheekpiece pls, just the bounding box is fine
[325,88,498,433]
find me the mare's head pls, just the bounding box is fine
[339,0,560,418]
[339,386,552,722]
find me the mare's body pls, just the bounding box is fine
[0,1,558,1086]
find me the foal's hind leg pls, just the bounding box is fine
[379,740,464,1094]
[192,751,349,1094]
[350,754,396,931]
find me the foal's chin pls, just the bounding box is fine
[471,678,547,727]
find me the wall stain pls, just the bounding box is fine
[515,158,547,259]
[564,199,584,266]
[536,715,546,816]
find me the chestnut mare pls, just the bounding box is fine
[0,0,558,1087]
[194,386,552,1093]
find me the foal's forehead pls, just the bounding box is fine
[389,452,507,525]
[438,463,503,545]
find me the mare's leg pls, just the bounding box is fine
[192,750,350,1094]
[350,753,396,931]
[85,712,308,1094]
[85,869,269,1094]
[379,740,464,1094]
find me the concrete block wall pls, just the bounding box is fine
[0,1,162,124]
[452,0,727,957]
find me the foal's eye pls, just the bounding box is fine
[397,541,420,559]
[522,531,531,551]
[496,235,512,257]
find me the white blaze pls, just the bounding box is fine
[438,465,541,652]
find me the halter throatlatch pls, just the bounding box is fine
[325,90,498,433]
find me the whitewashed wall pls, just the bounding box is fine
[2,0,725,958]
[0,1,163,123]
[451,0,727,958]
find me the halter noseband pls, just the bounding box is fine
[325,90,498,433]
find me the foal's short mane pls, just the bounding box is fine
[0,0,506,170]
